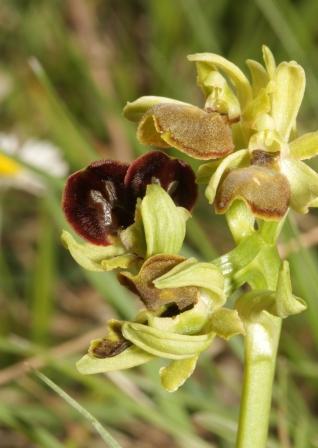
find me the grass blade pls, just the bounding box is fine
[34,370,123,448]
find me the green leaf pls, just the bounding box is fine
[188,53,252,109]
[122,322,214,360]
[281,159,318,213]
[61,230,130,272]
[153,258,225,307]
[204,149,249,204]
[206,308,245,339]
[141,184,189,257]
[289,131,318,160]
[123,96,191,122]
[160,356,198,392]
[271,61,305,142]
[76,346,153,374]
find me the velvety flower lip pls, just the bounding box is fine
[118,254,198,312]
[63,152,197,246]
[63,160,131,246]
[137,103,234,160]
[215,163,290,219]
[125,151,197,211]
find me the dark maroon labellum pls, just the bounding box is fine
[63,152,197,246]
[124,151,197,211]
[63,160,132,245]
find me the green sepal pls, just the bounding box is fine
[122,322,214,360]
[204,149,249,204]
[271,61,305,142]
[147,291,214,335]
[76,347,153,374]
[188,53,252,108]
[206,308,245,339]
[153,258,225,308]
[289,131,318,160]
[61,230,133,272]
[123,96,191,122]
[160,356,198,392]
[281,159,318,213]
[141,184,190,257]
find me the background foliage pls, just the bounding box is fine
[0,0,318,446]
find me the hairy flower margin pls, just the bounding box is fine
[62,46,310,392]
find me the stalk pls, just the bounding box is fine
[236,316,282,448]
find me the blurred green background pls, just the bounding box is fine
[1,0,318,446]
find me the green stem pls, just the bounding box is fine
[236,315,282,448]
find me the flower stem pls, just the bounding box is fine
[236,315,282,448]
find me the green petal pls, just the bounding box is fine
[271,61,305,141]
[160,356,198,392]
[188,53,252,109]
[122,322,214,360]
[61,230,129,272]
[204,149,249,204]
[76,347,153,374]
[206,308,245,339]
[246,59,269,96]
[281,159,318,213]
[153,258,225,307]
[289,131,318,160]
[141,184,189,257]
[123,96,190,122]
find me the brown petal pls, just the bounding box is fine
[215,166,290,219]
[124,151,197,211]
[118,254,199,311]
[137,103,234,160]
[62,160,133,245]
